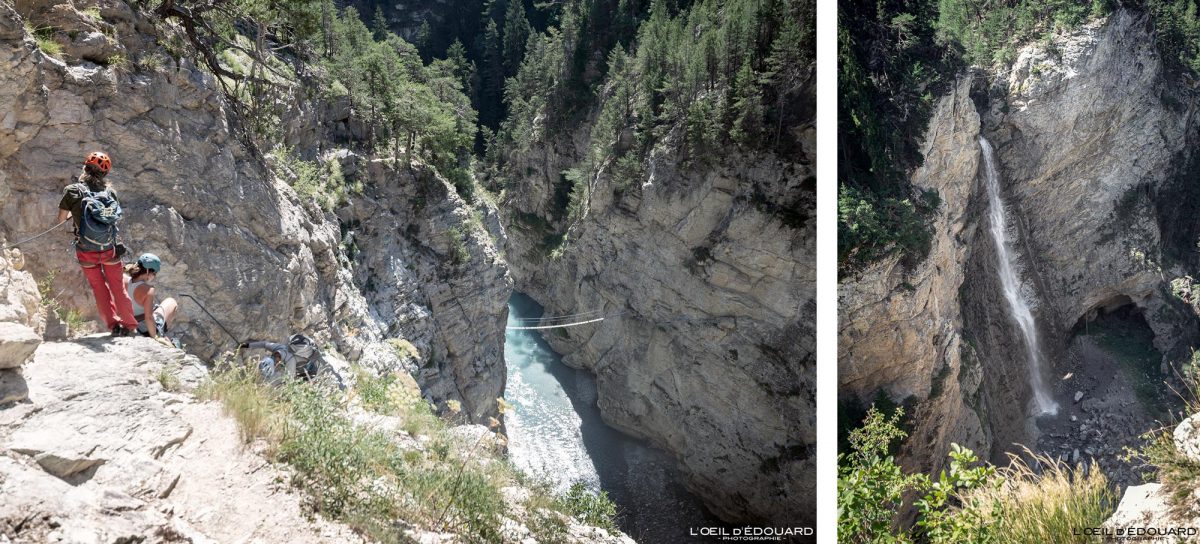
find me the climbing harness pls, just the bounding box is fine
[178,293,240,345]
[2,219,69,249]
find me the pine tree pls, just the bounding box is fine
[728,58,764,147]
[479,18,505,127]
[502,0,532,77]
[445,39,476,98]
[614,0,636,44]
[372,6,389,40]
[415,19,433,58]
[763,10,810,148]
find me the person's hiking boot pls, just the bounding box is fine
[111,325,132,337]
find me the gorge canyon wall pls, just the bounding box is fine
[840,10,1200,469]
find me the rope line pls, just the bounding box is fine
[3,220,68,249]
[506,316,607,330]
[178,293,241,345]
[506,310,628,330]
[510,309,605,323]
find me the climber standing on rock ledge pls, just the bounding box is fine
[55,151,140,337]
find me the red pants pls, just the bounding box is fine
[76,248,137,330]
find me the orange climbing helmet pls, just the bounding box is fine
[84,151,111,174]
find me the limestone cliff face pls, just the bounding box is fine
[500,126,815,523]
[840,10,1200,469]
[0,233,42,406]
[838,77,989,468]
[982,11,1196,357]
[337,156,512,422]
[0,2,509,421]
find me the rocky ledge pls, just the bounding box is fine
[1103,413,1200,543]
[0,334,636,544]
[0,336,365,543]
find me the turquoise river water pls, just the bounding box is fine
[503,292,723,543]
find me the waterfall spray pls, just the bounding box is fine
[979,136,1059,416]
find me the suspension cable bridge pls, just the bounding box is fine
[505,309,620,330]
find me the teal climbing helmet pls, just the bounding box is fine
[138,253,161,273]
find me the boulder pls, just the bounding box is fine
[0,322,40,369]
[0,335,365,543]
[1173,413,1200,464]
[1104,483,1200,543]
[0,368,27,403]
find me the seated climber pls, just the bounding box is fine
[124,253,178,346]
[239,333,342,388]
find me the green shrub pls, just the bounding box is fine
[106,54,129,70]
[558,482,618,531]
[81,7,103,22]
[57,308,86,333]
[137,51,167,72]
[37,272,89,336]
[839,405,1116,543]
[157,364,182,392]
[914,445,998,543]
[353,368,397,413]
[387,338,420,361]
[838,185,939,275]
[25,24,63,58]
[528,509,570,543]
[271,147,348,211]
[201,359,633,541]
[447,226,471,266]
[838,406,926,542]
[198,366,286,446]
[201,369,508,540]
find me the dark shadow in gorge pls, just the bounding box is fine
[1034,301,1184,489]
[505,292,726,544]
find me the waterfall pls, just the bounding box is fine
[978,136,1059,416]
